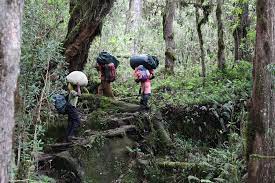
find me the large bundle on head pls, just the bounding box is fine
[130,54,159,70]
[96,51,119,68]
[66,71,88,86]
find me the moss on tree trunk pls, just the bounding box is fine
[216,0,225,70]
[195,2,211,78]
[163,0,176,74]
[248,0,275,181]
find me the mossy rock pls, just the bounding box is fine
[43,133,136,182]
[50,135,135,182]
[82,109,109,131]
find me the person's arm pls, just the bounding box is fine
[149,70,155,80]
[77,84,81,96]
[68,83,79,96]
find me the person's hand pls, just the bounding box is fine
[71,90,78,96]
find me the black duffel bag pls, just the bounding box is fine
[96,51,119,68]
[130,54,159,70]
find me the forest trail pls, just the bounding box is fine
[37,94,242,182]
[38,95,173,182]
[1,0,273,182]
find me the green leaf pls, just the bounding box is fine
[200,179,213,183]
[213,178,225,182]
[188,175,200,182]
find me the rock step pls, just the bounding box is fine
[84,125,138,138]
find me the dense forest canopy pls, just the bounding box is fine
[0,0,274,182]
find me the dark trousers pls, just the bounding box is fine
[65,103,80,140]
[98,81,114,98]
[140,93,150,107]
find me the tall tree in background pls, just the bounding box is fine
[248,0,275,182]
[195,1,211,78]
[233,1,249,62]
[163,0,176,74]
[216,0,225,70]
[126,0,143,54]
[63,0,115,72]
[0,0,24,181]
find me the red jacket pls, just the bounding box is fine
[98,63,116,82]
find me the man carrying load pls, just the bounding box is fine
[134,65,154,110]
[130,54,159,110]
[95,51,119,98]
[65,71,88,141]
[53,71,88,142]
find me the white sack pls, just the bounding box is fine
[66,71,88,86]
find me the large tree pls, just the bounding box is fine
[195,1,211,78]
[163,0,176,74]
[125,0,143,54]
[248,0,275,182]
[233,0,249,62]
[0,0,24,181]
[63,0,116,72]
[216,0,225,70]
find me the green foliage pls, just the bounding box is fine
[85,61,251,109]
[16,0,256,181]
[20,0,69,109]
[144,133,245,183]
[13,0,69,181]
[86,110,109,130]
[151,61,252,106]
[29,175,56,183]
[14,113,46,180]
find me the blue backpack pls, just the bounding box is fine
[52,94,67,114]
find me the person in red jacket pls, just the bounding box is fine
[96,62,116,98]
[134,65,154,110]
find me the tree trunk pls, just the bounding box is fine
[248,0,275,182]
[63,0,115,72]
[0,0,24,181]
[163,0,176,74]
[125,0,143,54]
[195,4,211,78]
[233,1,249,62]
[216,0,225,70]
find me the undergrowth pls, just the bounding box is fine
[144,133,246,183]
[107,61,252,107]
